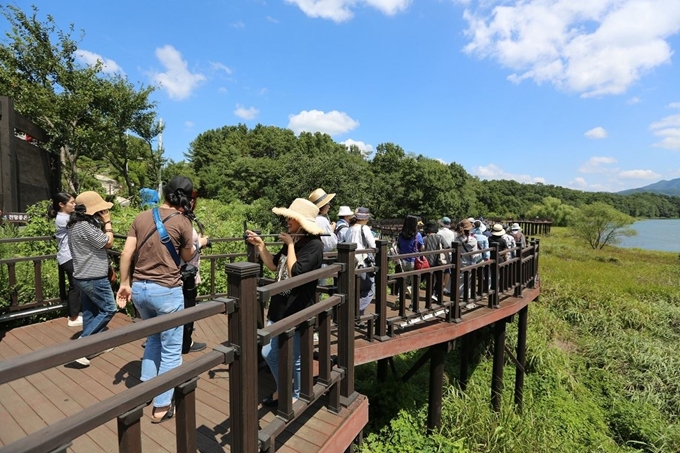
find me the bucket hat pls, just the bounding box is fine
[75,191,113,216]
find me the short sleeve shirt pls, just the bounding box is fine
[128,207,194,288]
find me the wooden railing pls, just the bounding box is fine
[0,234,541,452]
[0,242,365,453]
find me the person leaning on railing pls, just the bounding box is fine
[245,198,324,407]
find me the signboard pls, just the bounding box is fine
[1,212,29,223]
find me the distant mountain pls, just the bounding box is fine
[618,178,680,197]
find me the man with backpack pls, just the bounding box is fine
[335,205,353,242]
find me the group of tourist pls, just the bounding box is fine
[50,176,208,423]
[245,187,376,407]
[51,177,529,418]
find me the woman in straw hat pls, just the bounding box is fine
[68,191,126,367]
[245,198,324,406]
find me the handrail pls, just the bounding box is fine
[0,299,233,385]
[0,232,541,452]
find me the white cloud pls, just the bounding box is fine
[669,102,680,109]
[585,127,607,139]
[341,138,374,157]
[619,169,660,179]
[151,45,206,100]
[267,16,280,23]
[627,97,641,105]
[472,163,545,184]
[285,0,411,23]
[218,87,228,94]
[210,62,233,75]
[185,121,194,128]
[650,114,680,150]
[462,0,680,97]
[234,104,260,120]
[570,177,588,189]
[579,156,617,173]
[232,21,246,28]
[76,49,123,74]
[287,110,359,135]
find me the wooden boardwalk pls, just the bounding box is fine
[0,313,367,452]
[0,283,538,452]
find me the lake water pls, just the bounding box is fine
[616,219,680,253]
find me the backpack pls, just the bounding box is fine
[335,222,348,241]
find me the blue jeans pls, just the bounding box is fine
[74,277,116,338]
[133,281,184,408]
[262,320,301,399]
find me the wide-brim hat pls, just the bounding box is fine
[491,224,506,236]
[511,223,521,231]
[272,199,325,235]
[438,216,451,227]
[459,219,473,231]
[337,205,353,217]
[308,188,335,208]
[76,191,113,216]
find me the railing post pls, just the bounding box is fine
[175,377,199,453]
[451,242,462,322]
[117,404,144,453]
[336,242,358,406]
[514,246,523,297]
[489,243,500,308]
[226,261,261,453]
[374,240,389,341]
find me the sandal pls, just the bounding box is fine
[261,395,278,407]
[151,403,174,424]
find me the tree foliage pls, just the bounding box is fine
[0,4,162,194]
[570,202,636,249]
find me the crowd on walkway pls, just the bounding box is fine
[50,178,529,419]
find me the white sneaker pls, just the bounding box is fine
[406,286,412,297]
[313,332,320,343]
[465,303,477,310]
[431,294,438,302]
[74,357,90,367]
[67,315,83,327]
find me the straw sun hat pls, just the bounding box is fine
[75,191,113,216]
[272,199,325,235]
[491,224,506,236]
[308,188,335,208]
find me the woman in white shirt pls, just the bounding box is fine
[49,192,81,327]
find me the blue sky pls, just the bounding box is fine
[8,0,680,192]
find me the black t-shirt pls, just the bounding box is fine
[267,235,324,323]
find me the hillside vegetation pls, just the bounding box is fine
[356,228,680,452]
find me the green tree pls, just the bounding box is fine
[526,196,579,226]
[0,4,161,193]
[570,202,636,249]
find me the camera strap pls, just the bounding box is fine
[152,207,181,267]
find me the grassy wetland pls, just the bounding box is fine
[357,227,680,452]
